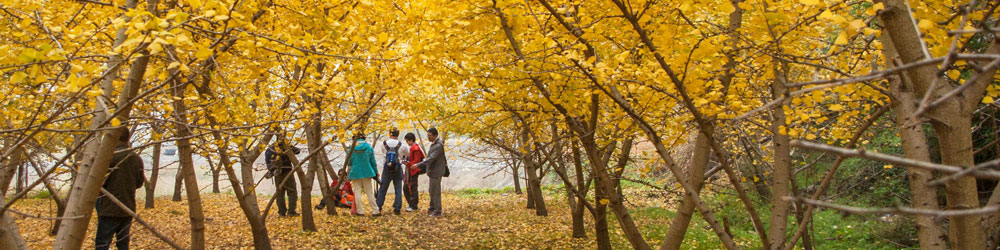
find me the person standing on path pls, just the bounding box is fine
[402,133,424,211]
[348,132,381,216]
[95,129,144,250]
[265,138,301,217]
[415,127,449,217]
[376,128,406,215]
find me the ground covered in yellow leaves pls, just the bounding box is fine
[13,191,598,249]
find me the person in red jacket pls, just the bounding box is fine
[315,178,355,209]
[402,133,424,212]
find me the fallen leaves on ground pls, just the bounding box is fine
[12,192,594,249]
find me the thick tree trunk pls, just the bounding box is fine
[0,197,26,250]
[661,133,711,249]
[145,142,161,208]
[883,31,948,250]
[53,0,147,246]
[878,1,987,248]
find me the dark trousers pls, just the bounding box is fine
[376,167,403,212]
[404,173,419,209]
[274,168,298,215]
[95,216,133,250]
[429,176,442,214]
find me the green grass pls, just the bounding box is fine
[609,193,915,250]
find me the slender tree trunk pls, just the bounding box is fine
[882,30,948,250]
[512,160,522,194]
[210,158,220,194]
[53,0,148,246]
[172,164,184,201]
[570,141,588,239]
[145,142,161,208]
[877,1,988,248]
[768,64,793,249]
[221,149,272,250]
[661,133,711,249]
[171,74,207,250]
[525,164,535,209]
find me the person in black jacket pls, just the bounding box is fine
[95,129,144,250]
[265,138,301,217]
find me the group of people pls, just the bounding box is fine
[92,126,450,249]
[265,127,450,218]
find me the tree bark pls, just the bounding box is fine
[661,133,711,249]
[145,142,161,208]
[877,1,989,248]
[172,164,184,201]
[768,63,793,249]
[171,73,207,250]
[882,30,949,250]
[53,0,148,246]
[0,197,26,250]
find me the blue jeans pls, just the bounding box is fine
[376,166,403,212]
[95,216,132,250]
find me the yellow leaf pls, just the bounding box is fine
[799,0,819,6]
[834,32,848,45]
[11,72,27,83]
[917,19,934,31]
[110,118,121,127]
[883,164,893,169]
[196,47,213,60]
[829,104,845,111]
[983,96,994,104]
[599,199,609,205]
[719,1,736,13]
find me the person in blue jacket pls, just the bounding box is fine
[348,132,381,216]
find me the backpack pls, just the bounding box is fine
[383,141,402,174]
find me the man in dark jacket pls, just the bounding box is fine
[95,129,144,250]
[415,127,448,217]
[265,139,301,217]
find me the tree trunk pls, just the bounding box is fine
[525,164,535,209]
[171,74,207,250]
[0,197,26,250]
[524,162,547,216]
[883,30,948,250]
[661,133,711,249]
[512,160,522,194]
[768,64,793,250]
[53,0,147,246]
[210,158,220,193]
[877,1,987,248]
[172,164,184,201]
[145,142,161,209]
[570,141,588,239]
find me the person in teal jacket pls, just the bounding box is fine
[348,133,381,216]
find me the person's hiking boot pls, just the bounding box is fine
[372,213,383,217]
[314,204,325,210]
[287,211,300,217]
[405,207,415,212]
[393,210,401,215]
[278,213,287,217]
[353,213,364,217]
[429,211,441,218]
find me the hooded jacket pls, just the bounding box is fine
[348,139,378,180]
